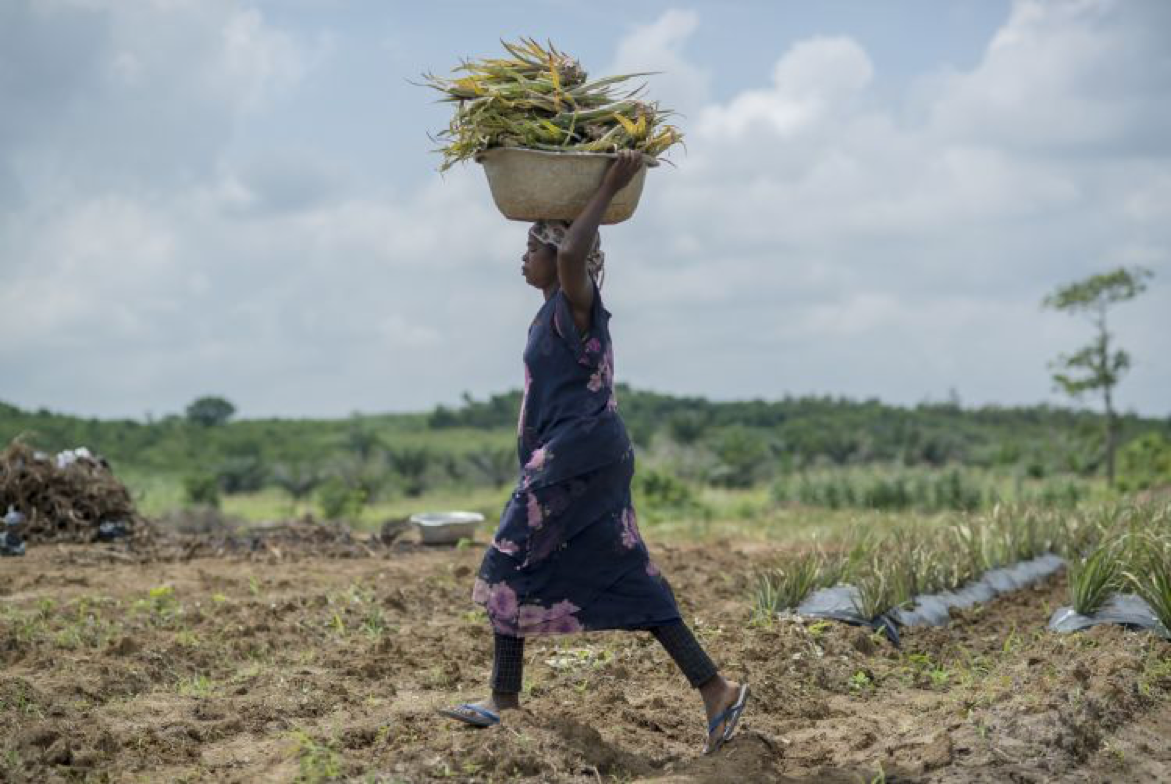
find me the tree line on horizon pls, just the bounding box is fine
[2,266,1164,515]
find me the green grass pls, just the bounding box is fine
[739,500,1170,622]
[752,555,821,622]
[140,481,511,532]
[1068,542,1123,616]
[289,729,342,784]
[1125,533,1171,632]
[142,471,971,545]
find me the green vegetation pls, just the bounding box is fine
[1042,266,1154,486]
[289,729,342,784]
[771,467,1085,512]
[1126,534,1171,632]
[1116,432,1171,493]
[1067,541,1123,616]
[185,395,237,428]
[2,385,1166,526]
[749,501,1171,623]
[752,555,821,623]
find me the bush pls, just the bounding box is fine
[931,469,983,511]
[634,469,709,523]
[779,468,991,512]
[862,475,912,510]
[183,473,221,508]
[1032,479,1085,509]
[706,427,770,488]
[666,411,709,445]
[1117,432,1171,492]
[317,477,367,520]
[215,454,268,494]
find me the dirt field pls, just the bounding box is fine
[2,534,1169,783]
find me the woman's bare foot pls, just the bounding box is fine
[698,675,746,752]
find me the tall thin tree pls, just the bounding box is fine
[1042,266,1153,486]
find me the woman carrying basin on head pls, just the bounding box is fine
[437,150,749,755]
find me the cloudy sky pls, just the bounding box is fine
[2,0,1168,420]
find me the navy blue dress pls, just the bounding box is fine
[472,282,682,636]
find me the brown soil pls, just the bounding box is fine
[2,535,1169,783]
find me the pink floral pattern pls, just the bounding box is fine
[492,537,519,555]
[524,446,550,471]
[586,349,611,392]
[486,581,518,619]
[526,492,543,529]
[473,578,585,635]
[646,560,660,577]
[586,344,616,393]
[620,507,643,550]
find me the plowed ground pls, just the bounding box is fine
[2,535,1169,783]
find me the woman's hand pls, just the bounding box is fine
[601,149,644,194]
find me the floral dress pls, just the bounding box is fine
[471,282,682,636]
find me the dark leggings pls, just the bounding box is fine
[490,620,718,694]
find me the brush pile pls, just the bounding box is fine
[0,439,155,547]
[420,37,684,170]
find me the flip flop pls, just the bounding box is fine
[703,683,750,755]
[436,702,501,728]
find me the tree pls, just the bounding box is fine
[666,411,709,445]
[706,426,770,488]
[215,451,268,494]
[388,446,433,497]
[185,396,236,427]
[1042,266,1153,487]
[344,419,385,461]
[271,460,323,514]
[466,446,517,487]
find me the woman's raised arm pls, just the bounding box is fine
[558,150,643,327]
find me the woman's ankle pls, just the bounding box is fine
[491,690,521,708]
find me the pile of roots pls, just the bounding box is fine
[0,439,156,546]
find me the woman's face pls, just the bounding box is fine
[522,233,557,289]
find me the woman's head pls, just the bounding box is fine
[522,220,605,290]
[522,229,558,289]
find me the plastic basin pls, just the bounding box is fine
[410,511,485,545]
[475,147,658,224]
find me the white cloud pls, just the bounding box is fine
[608,2,1170,412]
[221,6,331,112]
[698,36,873,139]
[608,9,710,121]
[0,0,320,202]
[928,0,1171,154]
[1,2,1169,417]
